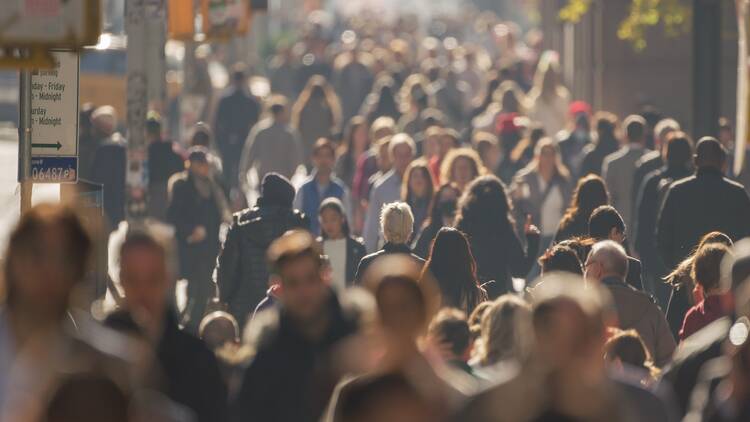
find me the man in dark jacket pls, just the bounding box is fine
[89,105,127,229]
[657,137,750,270]
[588,205,644,291]
[105,230,228,422]
[213,64,260,192]
[147,113,185,221]
[234,230,359,422]
[215,173,309,327]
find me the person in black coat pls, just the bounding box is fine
[215,173,309,328]
[317,197,366,288]
[455,176,540,298]
[354,202,425,284]
[412,183,461,259]
[147,113,185,221]
[588,205,644,291]
[234,231,359,422]
[657,137,750,270]
[167,148,230,333]
[213,64,261,191]
[89,106,127,229]
[105,231,228,422]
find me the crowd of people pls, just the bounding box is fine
[4,8,750,422]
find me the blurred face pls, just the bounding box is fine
[423,134,440,159]
[377,143,392,172]
[190,161,211,178]
[320,208,345,239]
[438,135,456,157]
[483,144,501,170]
[539,146,557,173]
[9,227,79,318]
[313,147,335,175]
[452,157,476,187]
[378,283,425,341]
[392,144,414,175]
[353,126,369,151]
[278,256,329,321]
[120,247,170,323]
[409,169,430,198]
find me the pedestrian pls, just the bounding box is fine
[333,48,374,124]
[291,75,342,165]
[146,112,185,221]
[238,95,303,193]
[472,131,501,175]
[557,101,593,178]
[454,175,541,297]
[663,231,732,338]
[580,111,620,177]
[401,161,435,235]
[528,53,570,136]
[500,123,546,184]
[604,329,660,387]
[470,295,533,377]
[427,308,474,375]
[584,240,675,367]
[630,118,681,213]
[510,137,573,251]
[657,137,750,270]
[351,117,396,232]
[362,133,416,252]
[440,147,487,193]
[537,243,584,276]
[215,173,308,328]
[318,197,367,290]
[89,105,127,229]
[422,227,488,314]
[602,114,649,241]
[359,75,401,124]
[678,243,733,341]
[294,138,351,235]
[234,230,360,422]
[334,116,370,189]
[355,202,425,283]
[428,127,459,185]
[214,63,261,192]
[105,230,228,422]
[412,183,462,258]
[588,205,644,291]
[554,173,609,243]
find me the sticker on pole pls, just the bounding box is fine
[30,50,79,183]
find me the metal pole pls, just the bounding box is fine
[18,69,33,214]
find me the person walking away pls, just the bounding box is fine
[355,202,425,283]
[427,309,475,375]
[554,174,610,242]
[105,231,228,422]
[333,48,374,124]
[214,63,260,193]
[294,138,351,235]
[317,198,366,289]
[238,96,303,196]
[89,105,127,230]
[234,230,360,422]
[455,176,540,297]
[588,205,644,291]
[557,101,593,178]
[510,138,572,254]
[584,241,675,367]
[146,113,184,221]
[657,137,750,270]
[421,227,487,314]
[678,244,733,341]
[634,132,693,304]
[602,114,650,244]
[167,148,231,333]
[215,173,308,328]
[630,118,681,217]
[291,76,342,166]
[402,161,435,236]
[334,116,370,190]
[412,183,462,258]
[362,134,416,252]
[580,112,620,177]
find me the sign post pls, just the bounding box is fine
[22,50,80,185]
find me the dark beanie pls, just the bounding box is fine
[260,173,295,207]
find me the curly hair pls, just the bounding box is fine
[454,175,515,238]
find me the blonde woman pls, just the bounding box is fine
[471,295,534,377]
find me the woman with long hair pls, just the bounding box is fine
[318,197,367,289]
[471,295,533,372]
[402,161,435,234]
[454,175,540,297]
[553,174,609,243]
[510,138,573,249]
[335,116,370,188]
[440,148,487,193]
[663,231,733,338]
[291,75,342,165]
[581,112,621,177]
[412,183,462,258]
[528,52,570,136]
[421,227,487,314]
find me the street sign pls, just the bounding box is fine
[0,0,101,48]
[26,50,79,183]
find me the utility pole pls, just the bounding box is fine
[18,69,32,214]
[693,0,722,138]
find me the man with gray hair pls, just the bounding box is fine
[585,240,675,367]
[355,201,425,283]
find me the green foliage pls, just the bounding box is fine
[560,0,690,51]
